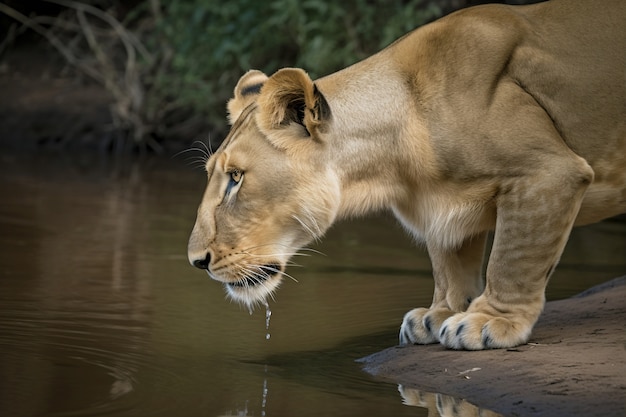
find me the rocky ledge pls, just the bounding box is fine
[361,276,626,417]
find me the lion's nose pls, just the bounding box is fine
[191,253,211,270]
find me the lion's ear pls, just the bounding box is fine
[227,70,269,124]
[256,68,331,143]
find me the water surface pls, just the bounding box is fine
[0,152,624,417]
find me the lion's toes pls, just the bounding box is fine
[439,312,532,350]
[400,308,434,344]
[399,307,454,345]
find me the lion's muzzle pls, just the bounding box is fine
[226,263,282,288]
[189,249,284,306]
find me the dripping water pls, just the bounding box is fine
[263,301,272,340]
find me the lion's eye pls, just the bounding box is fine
[230,170,243,184]
[224,169,244,201]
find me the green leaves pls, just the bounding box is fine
[1,0,440,150]
[156,0,442,134]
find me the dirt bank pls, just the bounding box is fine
[361,276,626,417]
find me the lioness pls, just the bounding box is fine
[188,0,626,350]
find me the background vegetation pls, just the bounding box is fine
[157,0,442,130]
[1,0,448,151]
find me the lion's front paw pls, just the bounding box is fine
[399,307,454,345]
[438,311,532,350]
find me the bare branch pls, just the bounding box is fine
[0,2,103,83]
[1,0,189,151]
[76,10,119,95]
[44,0,153,64]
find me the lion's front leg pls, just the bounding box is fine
[438,163,593,350]
[400,233,487,344]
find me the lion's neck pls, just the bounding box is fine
[317,59,408,136]
[316,57,434,219]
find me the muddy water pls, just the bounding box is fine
[0,152,624,417]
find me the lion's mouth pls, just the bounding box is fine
[227,263,282,288]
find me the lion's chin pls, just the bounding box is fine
[224,276,282,308]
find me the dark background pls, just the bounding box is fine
[0,0,543,155]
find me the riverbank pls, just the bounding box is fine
[361,276,626,417]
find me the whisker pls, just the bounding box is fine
[172,147,199,159]
[185,160,210,171]
[267,266,299,284]
[238,243,294,252]
[240,265,272,286]
[281,271,299,283]
[241,265,282,302]
[172,141,215,171]
[174,141,210,159]
[298,247,327,257]
[247,263,299,284]
[244,252,311,259]
[204,135,216,156]
[184,155,208,163]
[239,242,325,258]
[292,214,320,242]
[301,206,323,236]
[197,140,210,157]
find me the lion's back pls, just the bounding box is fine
[508,0,626,162]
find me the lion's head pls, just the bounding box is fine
[188,68,339,307]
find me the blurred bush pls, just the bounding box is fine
[1,0,442,151]
[159,0,441,132]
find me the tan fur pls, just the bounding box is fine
[227,70,268,124]
[188,0,626,349]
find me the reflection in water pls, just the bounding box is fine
[399,385,503,417]
[0,152,624,417]
[217,368,269,417]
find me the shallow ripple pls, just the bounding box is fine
[0,303,193,417]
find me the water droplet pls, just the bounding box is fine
[263,300,272,341]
